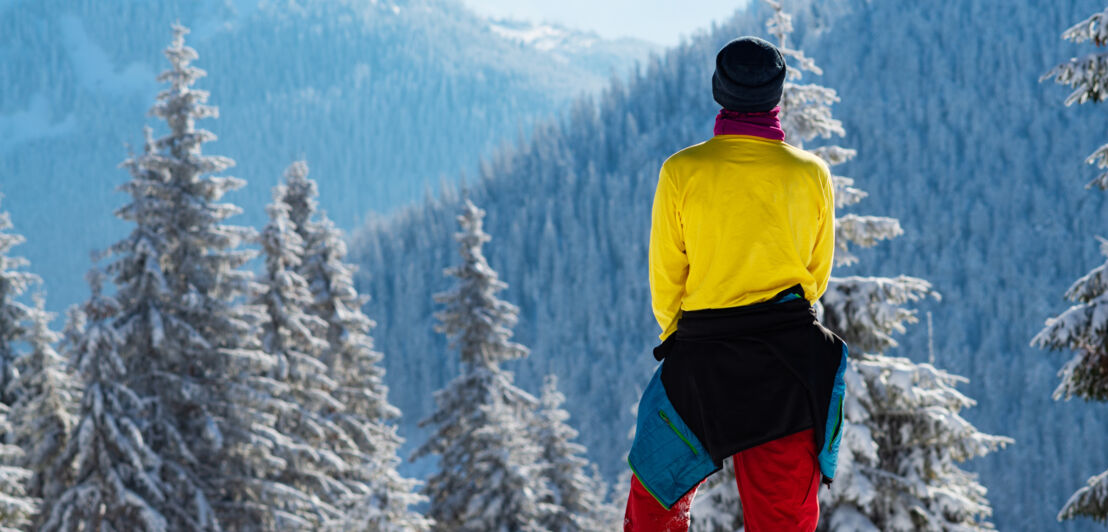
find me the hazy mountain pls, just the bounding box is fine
[0,0,656,309]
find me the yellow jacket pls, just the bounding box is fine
[649,134,835,340]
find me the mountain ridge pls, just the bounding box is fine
[0,0,655,311]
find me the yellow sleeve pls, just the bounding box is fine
[809,163,836,301]
[649,164,688,341]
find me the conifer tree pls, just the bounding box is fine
[7,293,77,513]
[0,196,38,408]
[533,374,616,532]
[251,184,348,528]
[1034,7,1108,523]
[693,3,1010,530]
[0,198,42,529]
[43,269,167,532]
[107,24,284,530]
[279,161,428,530]
[413,200,555,531]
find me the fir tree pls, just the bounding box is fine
[413,200,554,531]
[251,183,347,528]
[107,24,283,530]
[1034,7,1108,523]
[43,269,167,532]
[0,196,39,408]
[279,162,429,531]
[0,197,45,529]
[7,293,77,515]
[533,374,615,532]
[692,3,1011,530]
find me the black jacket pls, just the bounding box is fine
[655,286,847,471]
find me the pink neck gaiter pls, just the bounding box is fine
[713,106,785,141]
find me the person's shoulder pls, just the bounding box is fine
[662,139,715,170]
[778,141,830,174]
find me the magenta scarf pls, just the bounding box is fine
[713,106,785,141]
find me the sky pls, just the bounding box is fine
[461,0,750,47]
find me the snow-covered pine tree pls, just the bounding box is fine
[533,374,616,532]
[106,24,285,530]
[692,3,1010,531]
[1034,7,1108,523]
[250,183,349,528]
[107,122,216,529]
[0,196,38,408]
[7,293,77,515]
[413,199,555,531]
[42,268,167,532]
[278,162,429,531]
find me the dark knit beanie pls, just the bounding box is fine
[712,36,787,113]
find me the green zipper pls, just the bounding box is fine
[828,397,844,452]
[658,410,699,456]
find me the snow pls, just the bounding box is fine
[488,21,598,52]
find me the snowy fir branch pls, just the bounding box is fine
[1063,7,1108,47]
[1037,7,1108,522]
[1044,8,1108,106]
[1059,469,1108,523]
[1084,143,1108,190]
[834,215,904,267]
[830,175,867,209]
[822,275,937,355]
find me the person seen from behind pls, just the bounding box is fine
[623,36,849,532]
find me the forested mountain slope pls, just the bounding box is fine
[0,0,652,309]
[353,1,1108,530]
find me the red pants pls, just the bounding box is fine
[624,429,820,532]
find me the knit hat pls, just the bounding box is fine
[712,37,787,113]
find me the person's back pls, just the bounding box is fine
[651,135,834,340]
[624,36,846,532]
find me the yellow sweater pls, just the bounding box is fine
[649,134,835,340]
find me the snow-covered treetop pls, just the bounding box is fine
[0,197,36,289]
[282,161,318,235]
[764,0,843,145]
[0,194,39,332]
[152,24,220,145]
[434,200,528,368]
[539,374,568,419]
[261,185,307,287]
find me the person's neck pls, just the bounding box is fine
[713,106,785,141]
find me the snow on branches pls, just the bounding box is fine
[822,276,937,355]
[43,270,167,532]
[1043,7,1108,107]
[834,355,1012,531]
[1038,7,1108,522]
[1043,7,1108,188]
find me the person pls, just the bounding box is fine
[623,36,848,532]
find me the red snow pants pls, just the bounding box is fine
[623,429,820,532]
